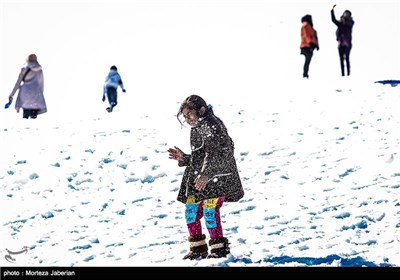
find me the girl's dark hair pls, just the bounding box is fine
[301,14,313,27]
[177,95,214,125]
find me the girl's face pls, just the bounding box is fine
[182,107,199,127]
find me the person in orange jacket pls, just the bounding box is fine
[300,14,319,78]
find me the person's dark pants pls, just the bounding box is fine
[23,109,38,119]
[106,87,118,112]
[301,47,314,78]
[338,46,351,76]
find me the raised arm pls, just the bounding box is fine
[331,6,340,26]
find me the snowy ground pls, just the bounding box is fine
[1,0,399,268]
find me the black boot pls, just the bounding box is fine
[207,237,230,258]
[183,234,208,260]
[30,110,38,119]
[23,109,30,119]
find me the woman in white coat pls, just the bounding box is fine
[9,54,47,119]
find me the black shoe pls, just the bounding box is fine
[30,110,38,119]
[183,251,208,260]
[23,109,30,119]
[207,249,230,259]
[106,107,112,112]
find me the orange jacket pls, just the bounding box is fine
[300,22,319,49]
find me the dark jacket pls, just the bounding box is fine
[176,112,244,203]
[331,10,354,47]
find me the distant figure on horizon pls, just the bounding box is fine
[168,95,244,260]
[102,65,126,112]
[331,5,354,76]
[300,14,319,79]
[8,54,47,119]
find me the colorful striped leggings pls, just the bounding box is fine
[185,196,224,239]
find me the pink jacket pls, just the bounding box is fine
[10,61,47,114]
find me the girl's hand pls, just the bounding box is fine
[168,146,184,161]
[194,175,208,191]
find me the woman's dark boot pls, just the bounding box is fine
[30,110,38,119]
[207,237,230,258]
[182,234,208,260]
[23,109,30,119]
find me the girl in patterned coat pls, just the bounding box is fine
[168,95,244,260]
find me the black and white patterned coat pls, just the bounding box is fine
[176,112,244,203]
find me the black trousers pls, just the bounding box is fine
[338,46,351,76]
[301,47,314,78]
[106,87,118,108]
[23,109,38,119]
